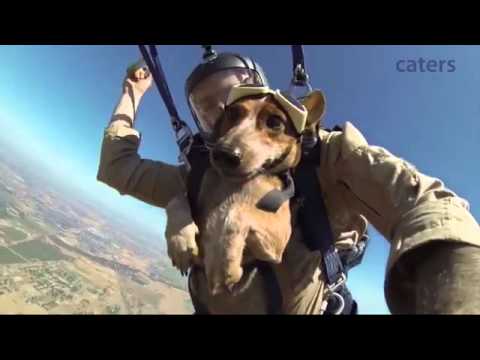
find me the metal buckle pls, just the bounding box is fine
[289,66,313,100]
[293,64,310,85]
[321,273,347,315]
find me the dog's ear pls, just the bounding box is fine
[302,90,326,130]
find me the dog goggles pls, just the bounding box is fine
[225,84,308,134]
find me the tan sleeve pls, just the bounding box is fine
[97,120,187,209]
[322,122,480,274]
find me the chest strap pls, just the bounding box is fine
[255,172,295,213]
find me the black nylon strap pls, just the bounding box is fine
[293,139,361,315]
[256,261,283,314]
[188,266,210,315]
[186,135,210,221]
[138,45,194,158]
[293,142,345,286]
[139,45,181,126]
[291,45,309,86]
[256,172,295,213]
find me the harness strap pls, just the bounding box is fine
[256,261,284,314]
[138,45,194,168]
[291,45,310,87]
[294,141,355,314]
[294,143,345,282]
[186,134,210,220]
[256,172,295,213]
[188,266,210,315]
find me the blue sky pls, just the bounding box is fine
[0,45,479,314]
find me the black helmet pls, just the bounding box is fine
[185,48,269,141]
[186,51,269,95]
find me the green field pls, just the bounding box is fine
[17,217,51,235]
[0,247,26,264]
[2,227,28,243]
[10,240,68,262]
[0,197,8,211]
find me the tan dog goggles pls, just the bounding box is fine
[225,84,308,134]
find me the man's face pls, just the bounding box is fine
[189,69,254,136]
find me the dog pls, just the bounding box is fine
[191,88,326,299]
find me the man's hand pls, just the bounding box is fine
[123,60,153,99]
[110,60,154,125]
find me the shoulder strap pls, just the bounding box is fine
[294,143,345,285]
[252,261,284,314]
[186,134,210,221]
[294,139,358,314]
[138,45,194,170]
[188,266,210,315]
[291,45,309,86]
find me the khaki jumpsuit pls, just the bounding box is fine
[98,118,480,314]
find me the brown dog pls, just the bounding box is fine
[195,90,326,297]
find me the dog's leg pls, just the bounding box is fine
[203,207,249,295]
[165,194,200,274]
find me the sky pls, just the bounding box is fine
[0,45,479,314]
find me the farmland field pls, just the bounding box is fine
[10,240,68,261]
[2,227,28,243]
[0,247,25,264]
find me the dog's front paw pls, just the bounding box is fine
[166,221,200,275]
[165,194,200,275]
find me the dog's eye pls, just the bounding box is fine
[265,116,285,132]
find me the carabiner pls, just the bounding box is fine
[330,291,346,315]
[321,273,347,315]
[289,67,313,100]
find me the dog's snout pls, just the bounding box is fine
[212,145,242,169]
